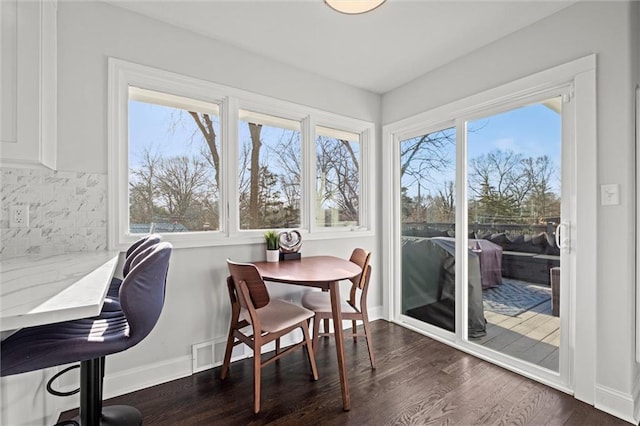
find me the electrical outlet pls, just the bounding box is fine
[10,205,29,228]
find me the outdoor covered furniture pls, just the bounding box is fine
[550,267,561,316]
[469,238,503,288]
[442,237,503,289]
[401,236,486,338]
[501,252,560,285]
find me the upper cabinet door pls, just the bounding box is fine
[0,0,57,169]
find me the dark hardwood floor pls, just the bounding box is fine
[60,320,628,425]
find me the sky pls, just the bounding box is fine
[130,97,562,200]
[128,100,211,169]
[129,101,299,172]
[401,98,562,198]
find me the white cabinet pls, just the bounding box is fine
[0,0,57,169]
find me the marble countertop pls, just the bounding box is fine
[1,250,120,332]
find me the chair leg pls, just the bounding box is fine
[302,324,319,380]
[323,318,330,335]
[220,327,235,380]
[352,320,358,342]
[99,356,106,414]
[80,359,102,425]
[361,316,376,370]
[72,358,141,426]
[312,315,320,353]
[253,344,262,414]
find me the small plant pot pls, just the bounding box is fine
[266,249,280,262]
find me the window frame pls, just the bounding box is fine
[108,58,375,250]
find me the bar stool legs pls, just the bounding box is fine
[64,358,141,426]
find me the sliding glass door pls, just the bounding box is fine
[399,127,457,334]
[465,97,563,371]
[396,93,570,377]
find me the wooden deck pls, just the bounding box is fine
[473,298,560,370]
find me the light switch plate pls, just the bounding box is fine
[601,184,620,206]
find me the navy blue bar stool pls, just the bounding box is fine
[1,242,172,425]
[106,234,162,300]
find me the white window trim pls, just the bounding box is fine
[108,58,375,251]
[382,54,596,402]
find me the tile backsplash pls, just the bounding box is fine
[1,167,108,259]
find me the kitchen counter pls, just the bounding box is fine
[1,250,119,334]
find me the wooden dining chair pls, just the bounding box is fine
[221,260,319,413]
[301,248,376,369]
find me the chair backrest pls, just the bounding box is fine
[226,260,270,310]
[119,241,172,345]
[226,275,239,307]
[349,248,371,290]
[359,264,372,299]
[122,234,162,277]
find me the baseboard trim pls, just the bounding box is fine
[368,305,383,321]
[102,355,193,399]
[632,373,640,424]
[595,384,637,424]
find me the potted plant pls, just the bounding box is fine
[264,230,280,262]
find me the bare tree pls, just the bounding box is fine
[155,156,214,226]
[316,137,360,223]
[468,150,559,223]
[400,130,455,185]
[129,148,160,225]
[188,112,220,187]
[272,128,301,214]
[432,180,456,222]
[521,155,559,221]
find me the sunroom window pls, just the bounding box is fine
[128,87,221,234]
[109,58,375,249]
[315,126,360,228]
[237,110,302,230]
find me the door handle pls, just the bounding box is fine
[555,223,570,250]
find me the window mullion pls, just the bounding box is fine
[225,96,239,237]
[304,115,316,233]
[359,127,370,230]
[455,118,468,344]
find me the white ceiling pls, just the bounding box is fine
[105,0,575,94]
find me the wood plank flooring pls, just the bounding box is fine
[59,320,626,425]
[474,299,560,370]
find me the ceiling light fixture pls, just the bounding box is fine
[324,0,386,15]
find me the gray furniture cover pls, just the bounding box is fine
[401,236,486,338]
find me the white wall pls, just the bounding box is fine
[383,1,638,421]
[631,2,640,420]
[1,2,381,425]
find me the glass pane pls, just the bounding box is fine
[238,110,301,230]
[467,97,561,371]
[400,127,457,332]
[316,126,360,228]
[128,87,221,234]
